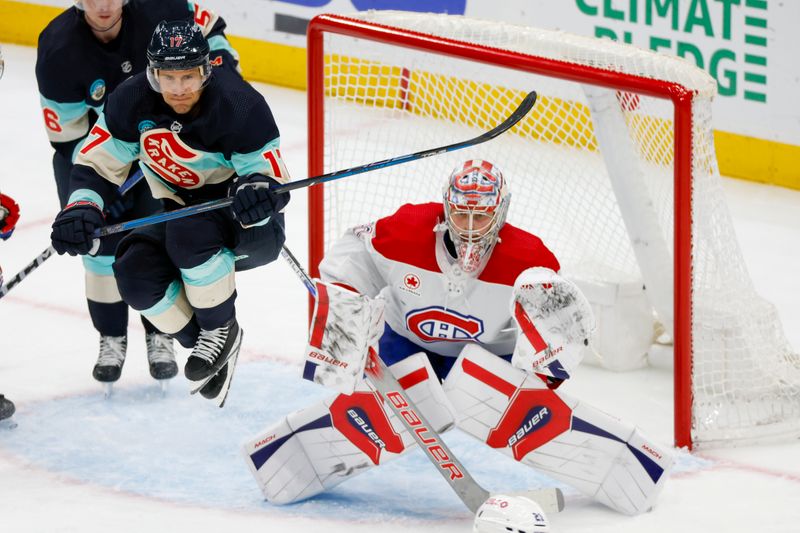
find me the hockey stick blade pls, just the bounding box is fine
[279,244,564,516]
[95,90,537,237]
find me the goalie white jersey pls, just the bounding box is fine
[319,202,560,359]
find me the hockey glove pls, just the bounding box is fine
[0,192,20,240]
[231,174,289,228]
[50,201,104,256]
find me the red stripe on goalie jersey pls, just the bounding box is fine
[372,203,443,272]
[309,282,329,348]
[371,203,560,282]
[514,301,548,353]
[462,357,571,461]
[330,392,405,465]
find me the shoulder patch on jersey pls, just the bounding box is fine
[138,120,156,133]
[372,203,443,273]
[479,224,561,286]
[90,79,106,101]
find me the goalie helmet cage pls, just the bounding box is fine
[306,12,800,450]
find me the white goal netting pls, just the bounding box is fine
[309,11,800,448]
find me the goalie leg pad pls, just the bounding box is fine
[444,344,673,515]
[244,353,456,503]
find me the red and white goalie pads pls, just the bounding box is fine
[511,267,595,382]
[303,280,385,394]
[443,344,673,515]
[243,353,456,504]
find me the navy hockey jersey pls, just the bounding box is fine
[67,67,290,209]
[36,0,238,163]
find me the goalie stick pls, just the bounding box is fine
[93,90,538,238]
[0,170,145,300]
[278,244,565,515]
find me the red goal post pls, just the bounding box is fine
[306,12,800,450]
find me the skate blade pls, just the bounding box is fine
[157,379,170,397]
[213,348,240,408]
[0,418,18,430]
[102,382,114,399]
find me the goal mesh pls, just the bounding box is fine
[307,11,800,448]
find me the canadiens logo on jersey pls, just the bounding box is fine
[486,389,572,461]
[329,392,404,464]
[141,129,202,187]
[405,306,484,343]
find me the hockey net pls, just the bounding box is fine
[306,12,800,449]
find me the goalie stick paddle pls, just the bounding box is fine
[94,90,538,238]
[278,244,565,516]
[0,170,145,300]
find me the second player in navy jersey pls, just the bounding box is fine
[50,21,291,405]
[35,0,239,390]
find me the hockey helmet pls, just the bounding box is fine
[443,159,510,272]
[74,1,129,11]
[146,20,212,93]
[473,494,550,533]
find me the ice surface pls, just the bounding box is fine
[1,43,799,532]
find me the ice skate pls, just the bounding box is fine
[146,332,178,393]
[185,319,243,404]
[0,394,16,429]
[93,335,127,397]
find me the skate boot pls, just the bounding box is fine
[184,319,243,405]
[0,394,15,421]
[93,335,128,386]
[146,332,178,380]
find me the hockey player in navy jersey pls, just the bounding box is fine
[243,161,674,519]
[0,45,18,423]
[50,20,291,405]
[36,0,239,388]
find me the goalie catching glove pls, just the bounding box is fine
[510,267,595,386]
[302,280,385,394]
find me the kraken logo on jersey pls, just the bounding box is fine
[141,129,202,187]
[89,79,106,101]
[405,306,484,343]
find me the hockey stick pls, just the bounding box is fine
[0,170,145,300]
[94,90,538,238]
[278,244,565,515]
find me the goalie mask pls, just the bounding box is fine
[146,20,212,94]
[443,160,510,273]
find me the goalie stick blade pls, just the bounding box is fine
[502,487,565,514]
